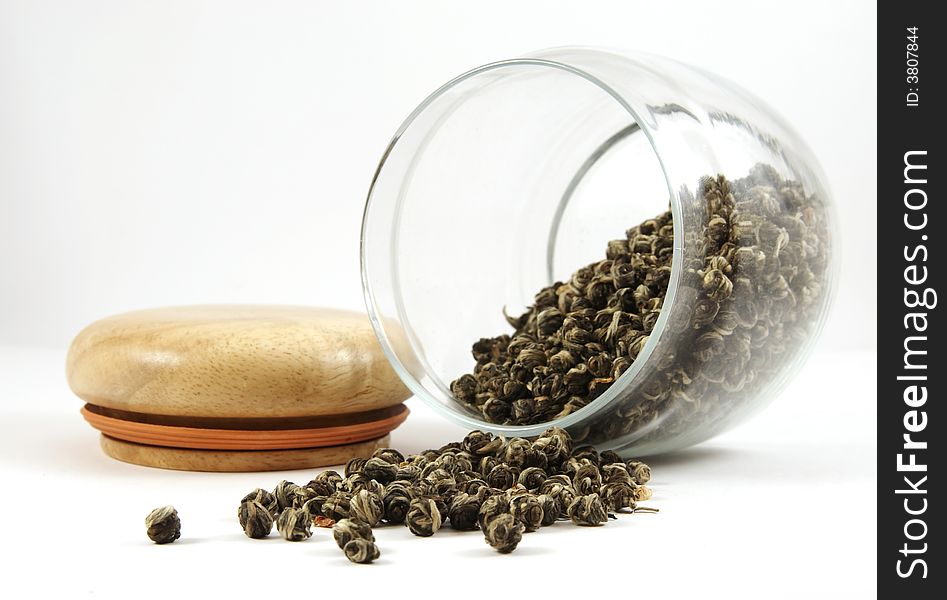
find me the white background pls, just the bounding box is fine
[0,1,876,598]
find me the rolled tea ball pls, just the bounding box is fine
[538,477,577,513]
[531,426,573,468]
[483,513,524,554]
[238,500,274,539]
[447,492,481,531]
[626,460,652,485]
[601,463,634,485]
[431,496,449,520]
[416,461,437,481]
[145,505,181,544]
[310,469,343,492]
[395,464,421,482]
[537,494,559,526]
[599,450,624,466]
[303,478,334,497]
[344,457,367,478]
[509,494,544,532]
[424,469,458,499]
[477,493,510,530]
[556,484,577,511]
[572,446,599,466]
[452,456,475,477]
[567,493,608,526]
[321,491,353,521]
[359,478,387,498]
[292,485,319,509]
[343,538,381,564]
[486,464,517,489]
[502,437,532,468]
[416,449,440,462]
[600,481,638,512]
[544,472,574,488]
[572,463,603,495]
[332,518,375,550]
[462,430,502,456]
[406,498,442,537]
[382,486,411,525]
[273,480,300,514]
[523,447,548,470]
[350,489,384,527]
[480,397,509,423]
[372,447,405,465]
[478,456,498,477]
[302,495,329,519]
[462,478,489,496]
[634,485,653,502]
[517,467,548,492]
[439,450,471,472]
[276,507,312,541]
[241,488,278,516]
[341,473,372,494]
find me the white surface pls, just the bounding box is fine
[0,0,876,352]
[0,347,876,598]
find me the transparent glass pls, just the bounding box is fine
[361,47,837,456]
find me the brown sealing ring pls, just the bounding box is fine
[81,403,409,450]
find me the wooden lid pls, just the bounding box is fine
[67,305,409,418]
[99,434,395,473]
[66,305,412,470]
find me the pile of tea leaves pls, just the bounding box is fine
[449,166,829,435]
[450,209,673,424]
[147,427,656,561]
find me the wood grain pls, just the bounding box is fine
[66,305,411,418]
[100,434,392,472]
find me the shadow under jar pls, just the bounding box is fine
[361,47,837,457]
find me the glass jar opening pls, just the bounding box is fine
[361,59,677,438]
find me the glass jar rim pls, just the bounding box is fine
[360,54,685,438]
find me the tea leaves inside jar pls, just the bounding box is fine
[449,164,830,445]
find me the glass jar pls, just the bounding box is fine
[361,47,837,456]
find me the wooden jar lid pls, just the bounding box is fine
[66,305,411,472]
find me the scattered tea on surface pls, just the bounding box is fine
[151,427,656,561]
[238,500,273,539]
[483,513,524,554]
[332,518,375,550]
[145,505,181,544]
[276,507,312,542]
[343,538,380,564]
[350,489,384,527]
[406,498,443,537]
[567,493,608,526]
[241,488,278,516]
